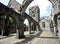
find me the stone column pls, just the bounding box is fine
[29,22,31,34]
[16,27,25,39]
[36,25,38,31]
[2,16,9,36]
[1,29,5,36]
[1,19,5,36]
[33,23,36,32]
[34,24,36,31]
[0,30,1,35]
[53,24,57,36]
[33,24,35,31]
[32,24,34,33]
[16,15,25,39]
[0,25,2,35]
[33,24,36,33]
[54,25,56,35]
[2,16,10,36]
[38,26,40,31]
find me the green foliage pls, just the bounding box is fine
[23,24,27,28]
[0,16,4,21]
[9,17,16,25]
[0,16,4,19]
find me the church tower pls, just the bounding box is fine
[29,5,40,23]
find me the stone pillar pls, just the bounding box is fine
[34,24,36,31]
[33,24,35,31]
[53,15,58,36]
[53,24,57,36]
[54,25,56,35]
[38,25,40,31]
[32,24,34,33]
[1,20,5,36]
[33,24,36,33]
[16,27,25,39]
[0,30,1,35]
[33,23,36,32]
[0,26,2,35]
[36,25,38,31]
[1,29,5,36]
[31,22,34,34]
[16,15,25,39]
[34,25,36,31]
[2,16,9,36]
[31,22,33,31]
[0,18,3,35]
[29,22,31,34]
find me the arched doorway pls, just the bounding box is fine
[24,18,29,31]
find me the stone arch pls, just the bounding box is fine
[23,13,32,34]
[57,13,60,36]
[0,12,20,36]
[0,0,40,38]
[7,15,17,33]
[52,12,60,35]
[53,13,60,26]
[23,18,29,31]
[0,2,21,36]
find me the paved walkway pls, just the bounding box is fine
[0,31,41,44]
[40,31,58,38]
[31,31,59,44]
[0,31,59,44]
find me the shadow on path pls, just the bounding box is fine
[14,31,43,44]
[0,33,16,40]
[38,37,59,39]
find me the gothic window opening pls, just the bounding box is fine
[33,15,35,17]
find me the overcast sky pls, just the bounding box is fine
[0,0,52,17]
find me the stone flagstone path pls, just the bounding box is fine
[30,31,59,44]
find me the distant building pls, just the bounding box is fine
[40,18,50,31]
[29,5,40,23]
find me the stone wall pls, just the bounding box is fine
[29,5,40,22]
[8,0,20,13]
